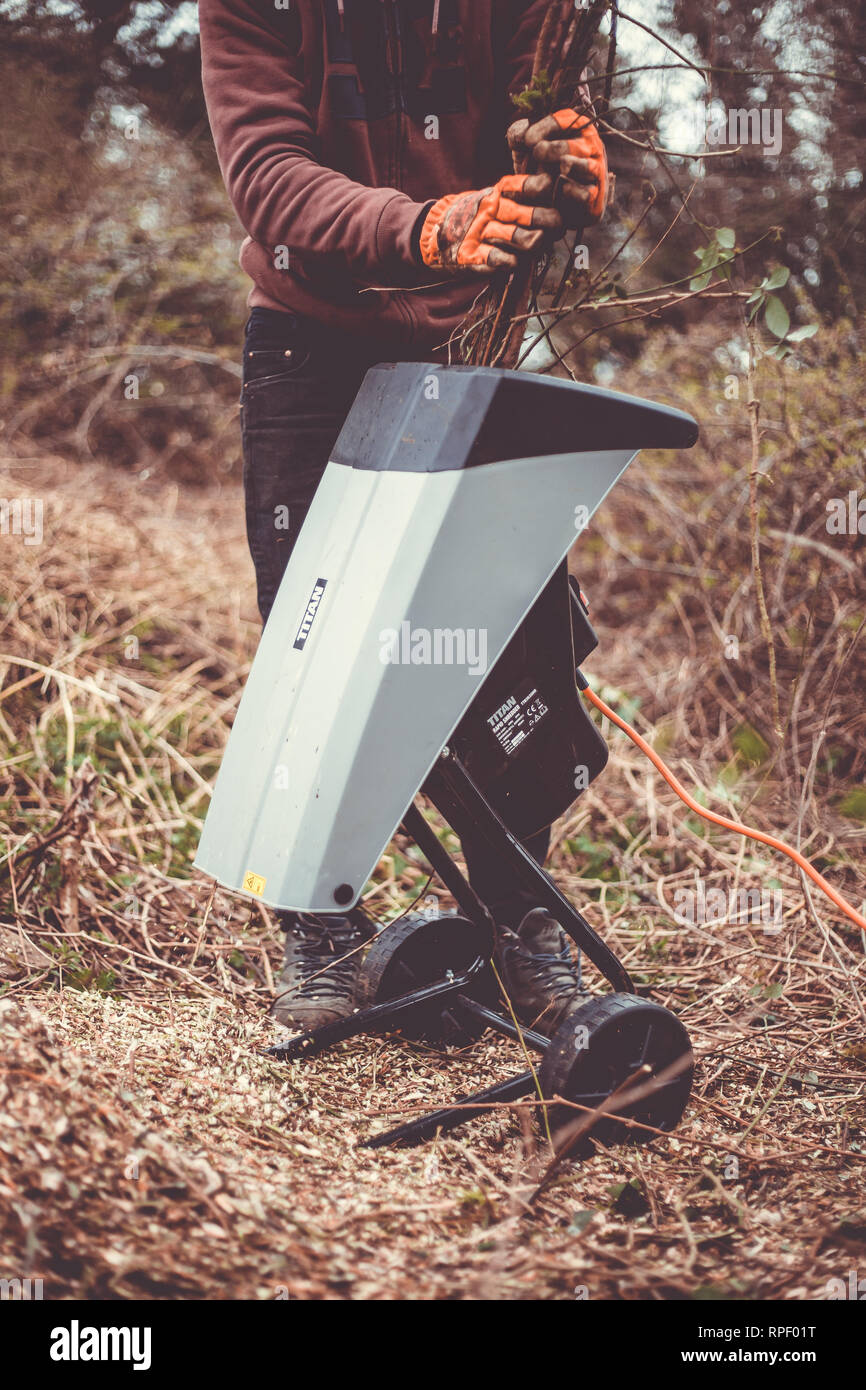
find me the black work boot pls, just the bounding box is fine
[494,908,586,1036]
[272,914,365,1031]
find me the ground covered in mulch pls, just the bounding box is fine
[1,322,864,1299]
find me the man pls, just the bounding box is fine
[199,0,610,1034]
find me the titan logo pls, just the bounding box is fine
[293,578,327,650]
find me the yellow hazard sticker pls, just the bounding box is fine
[242,871,267,898]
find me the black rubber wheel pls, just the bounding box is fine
[355,914,496,1044]
[539,992,693,1147]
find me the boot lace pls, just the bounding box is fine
[503,938,582,995]
[285,916,362,1000]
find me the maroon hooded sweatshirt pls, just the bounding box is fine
[199,0,589,358]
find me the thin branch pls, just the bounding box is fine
[613,5,708,83]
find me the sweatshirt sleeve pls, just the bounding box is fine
[198,0,424,279]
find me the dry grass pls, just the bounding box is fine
[1,321,864,1300]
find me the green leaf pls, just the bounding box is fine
[764,265,790,290]
[764,294,790,338]
[689,270,712,292]
[733,722,771,766]
[746,288,764,304]
[716,227,736,249]
[787,323,819,342]
[839,787,866,823]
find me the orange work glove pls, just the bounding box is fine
[418,172,563,273]
[507,108,609,226]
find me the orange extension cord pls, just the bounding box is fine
[581,684,866,934]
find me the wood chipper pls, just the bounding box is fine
[195,361,702,1147]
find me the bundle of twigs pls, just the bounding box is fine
[460,0,611,369]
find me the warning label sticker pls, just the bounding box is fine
[242,871,267,898]
[486,681,549,758]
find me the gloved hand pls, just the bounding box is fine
[507,108,609,226]
[418,173,563,273]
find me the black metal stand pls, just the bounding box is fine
[424,748,633,995]
[361,1068,539,1149]
[266,956,488,1061]
[265,746,635,1148]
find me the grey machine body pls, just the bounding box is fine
[194,364,698,913]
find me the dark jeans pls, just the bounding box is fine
[240,307,550,925]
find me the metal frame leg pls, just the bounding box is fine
[266,955,486,1060]
[423,751,633,994]
[361,1069,540,1149]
